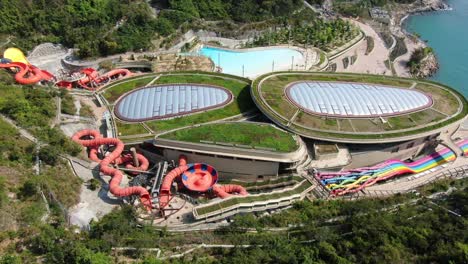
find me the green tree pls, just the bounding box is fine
[169,0,200,18]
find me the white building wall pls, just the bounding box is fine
[345,136,436,169]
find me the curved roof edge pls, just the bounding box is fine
[251,72,468,144]
[114,83,234,122]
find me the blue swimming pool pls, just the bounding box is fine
[198,46,304,78]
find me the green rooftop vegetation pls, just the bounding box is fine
[159,122,299,152]
[100,72,255,140]
[194,180,312,217]
[102,76,156,104]
[218,176,303,189]
[252,72,468,142]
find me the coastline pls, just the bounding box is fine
[391,0,450,77]
[397,0,451,38]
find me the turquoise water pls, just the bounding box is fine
[199,46,304,78]
[405,0,468,97]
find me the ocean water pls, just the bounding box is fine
[405,0,468,97]
[199,46,304,78]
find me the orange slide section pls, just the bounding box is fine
[72,129,152,211]
[159,155,189,208]
[212,184,248,198]
[1,47,133,89]
[0,62,54,85]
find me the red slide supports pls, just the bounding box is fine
[72,129,152,211]
[159,155,188,209]
[212,184,248,198]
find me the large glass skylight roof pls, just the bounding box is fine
[115,84,232,121]
[286,81,432,117]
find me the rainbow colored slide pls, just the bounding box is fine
[317,139,468,196]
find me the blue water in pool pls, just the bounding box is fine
[405,0,468,97]
[198,46,304,78]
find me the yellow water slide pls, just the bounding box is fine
[3,47,29,64]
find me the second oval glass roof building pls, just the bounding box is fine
[286,81,432,117]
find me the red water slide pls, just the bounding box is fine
[77,68,133,90]
[212,184,248,198]
[159,155,189,208]
[0,62,54,85]
[72,129,152,211]
[159,155,248,209]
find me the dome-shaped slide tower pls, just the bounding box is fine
[158,155,248,215]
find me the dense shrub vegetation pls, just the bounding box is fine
[244,19,359,51]
[0,0,161,57]
[407,47,434,75]
[153,0,303,23]
[0,0,308,57]
[0,84,81,156]
[333,0,417,17]
[0,180,467,263]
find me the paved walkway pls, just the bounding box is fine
[332,19,391,75]
[308,145,351,169]
[68,157,124,229]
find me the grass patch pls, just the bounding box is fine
[350,119,384,132]
[103,72,255,136]
[218,176,303,188]
[38,162,82,207]
[79,102,94,118]
[365,36,374,55]
[415,83,459,116]
[338,119,354,132]
[318,51,326,66]
[0,118,81,229]
[102,76,155,103]
[144,74,254,133]
[160,123,298,152]
[116,122,149,136]
[295,113,340,131]
[60,90,76,115]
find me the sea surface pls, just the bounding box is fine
[405,0,468,98]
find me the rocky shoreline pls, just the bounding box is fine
[413,52,440,78]
[393,0,449,78]
[417,0,450,12]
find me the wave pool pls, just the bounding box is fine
[199,46,304,78]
